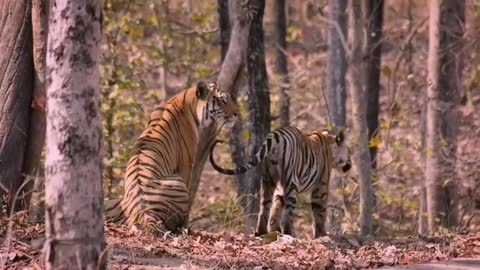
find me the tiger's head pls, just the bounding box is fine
[196,81,238,128]
[316,128,352,173]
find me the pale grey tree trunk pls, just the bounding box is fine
[243,0,270,230]
[218,0,249,205]
[273,0,289,127]
[348,0,374,236]
[190,0,253,210]
[27,0,48,222]
[44,1,106,269]
[425,0,464,234]
[325,0,348,234]
[0,1,34,210]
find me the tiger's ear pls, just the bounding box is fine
[196,80,210,100]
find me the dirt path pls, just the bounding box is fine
[379,258,480,270]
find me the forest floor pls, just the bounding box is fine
[1,211,480,269]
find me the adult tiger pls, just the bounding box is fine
[105,81,238,233]
[209,126,351,238]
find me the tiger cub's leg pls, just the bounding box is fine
[281,180,298,236]
[267,183,284,234]
[311,181,329,238]
[255,173,275,236]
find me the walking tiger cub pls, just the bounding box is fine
[209,126,351,237]
[105,81,238,233]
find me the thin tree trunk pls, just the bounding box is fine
[325,0,348,235]
[44,1,106,269]
[190,0,253,209]
[365,0,384,235]
[365,0,384,169]
[26,0,48,220]
[348,0,374,236]
[425,0,464,234]
[0,1,34,211]
[326,0,347,127]
[273,0,290,127]
[218,0,249,201]
[243,0,270,230]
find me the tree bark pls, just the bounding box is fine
[325,0,348,234]
[190,0,254,210]
[425,0,464,234]
[218,0,249,202]
[44,1,106,269]
[326,0,347,127]
[0,1,34,210]
[218,0,230,62]
[348,0,374,236]
[243,0,270,230]
[26,0,48,220]
[216,0,253,93]
[365,0,384,169]
[273,0,289,127]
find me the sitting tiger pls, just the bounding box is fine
[105,81,238,233]
[209,126,351,238]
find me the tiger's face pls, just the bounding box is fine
[196,81,238,128]
[319,129,352,173]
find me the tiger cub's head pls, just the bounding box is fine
[316,128,352,173]
[196,81,238,128]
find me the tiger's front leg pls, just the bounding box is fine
[311,181,329,238]
[281,182,298,236]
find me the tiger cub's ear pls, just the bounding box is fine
[196,80,210,100]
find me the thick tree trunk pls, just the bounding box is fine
[27,0,48,221]
[325,0,348,234]
[243,0,270,230]
[273,0,289,127]
[425,0,464,234]
[190,0,253,209]
[348,0,374,236]
[0,1,34,210]
[365,0,384,169]
[44,1,106,269]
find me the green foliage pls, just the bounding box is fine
[101,0,219,198]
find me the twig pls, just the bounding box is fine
[320,81,333,126]
[317,14,351,58]
[3,176,34,248]
[385,17,428,149]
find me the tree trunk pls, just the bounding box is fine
[0,1,34,210]
[325,0,348,234]
[365,0,384,169]
[273,0,290,127]
[190,0,253,210]
[27,0,48,221]
[242,0,270,230]
[326,0,347,127]
[348,0,374,236]
[218,0,249,204]
[425,0,464,234]
[44,1,106,269]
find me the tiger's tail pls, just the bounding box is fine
[104,198,128,224]
[209,135,274,175]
